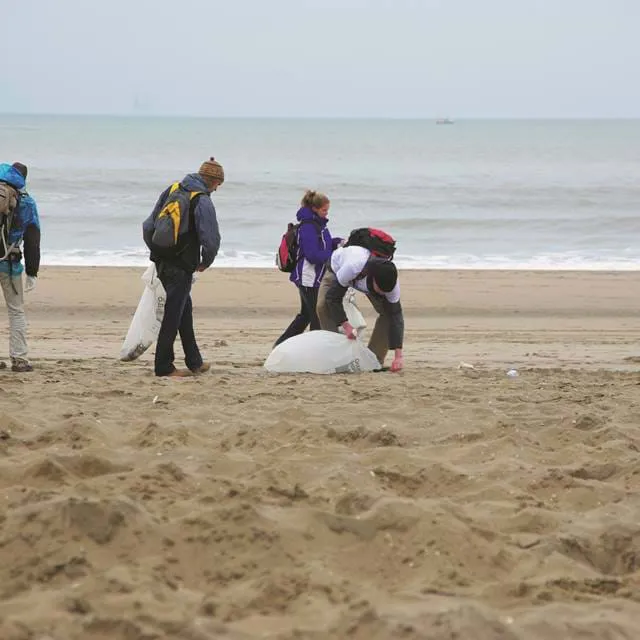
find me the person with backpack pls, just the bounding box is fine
[142,157,223,377]
[316,228,404,372]
[274,190,342,346]
[0,162,41,373]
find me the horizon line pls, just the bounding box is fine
[1,111,639,121]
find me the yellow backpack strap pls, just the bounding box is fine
[158,182,181,218]
[189,190,205,200]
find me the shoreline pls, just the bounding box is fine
[35,264,640,273]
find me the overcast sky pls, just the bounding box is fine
[1,0,638,118]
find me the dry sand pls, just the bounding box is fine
[0,267,639,639]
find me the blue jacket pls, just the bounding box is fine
[143,173,221,273]
[290,206,341,288]
[0,164,41,277]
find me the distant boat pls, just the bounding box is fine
[436,118,454,125]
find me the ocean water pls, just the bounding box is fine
[1,114,639,270]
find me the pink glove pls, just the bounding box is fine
[340,321,357,340]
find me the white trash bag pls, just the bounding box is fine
[344,287,366,335]
[120,264,166,361]
[264,330,380,374]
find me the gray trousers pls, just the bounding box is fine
[317,270,391,365]
[0,273,28,361]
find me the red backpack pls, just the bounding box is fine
[276,220,322,273]
[344,227,396,259]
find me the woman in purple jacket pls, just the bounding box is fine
[274,190,341,346]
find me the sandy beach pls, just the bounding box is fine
[1,267,639,639]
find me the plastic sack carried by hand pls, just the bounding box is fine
[119,264,166,361]
[344,287,366,333]
[264,330,380,374]
[24,275,37,293]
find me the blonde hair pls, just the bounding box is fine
[301,190,330,209]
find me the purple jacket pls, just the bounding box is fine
[290,207,341,288]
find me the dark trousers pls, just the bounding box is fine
[155,263,203,376]
[274,285,320,346]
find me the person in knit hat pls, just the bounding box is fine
[142,157,224,377]
[198,157,224,187]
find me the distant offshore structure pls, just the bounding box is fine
[436,118,454,125]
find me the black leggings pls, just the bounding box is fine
[274,286,320,346]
